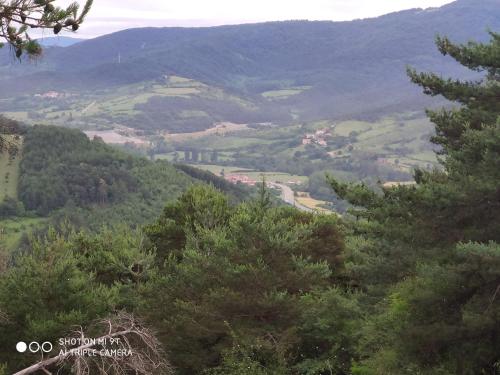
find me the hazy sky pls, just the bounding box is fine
[45,0,456,38]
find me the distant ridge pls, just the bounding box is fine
[0,0,498,121]
[37,36,84,48]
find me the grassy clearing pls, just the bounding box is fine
[185,164,252,175]
[335,116,437,168]
[0,217,46,250]
[296,196,332,213]
[92,87,200,116]
[1,112,29,122]
[166,123,249,142]
[262,86,311,99]
[167,76,206,88]
[408,151,437,163]
[333,120,373,136]
[0,137,22,200]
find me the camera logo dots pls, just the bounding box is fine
[16,341,53,353]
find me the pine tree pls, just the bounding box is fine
[142,185,351,374]
[328,32,500,374]
[408,33,500,154]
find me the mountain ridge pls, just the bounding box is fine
[0,0,498,122]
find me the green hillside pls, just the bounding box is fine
[1,76,290,134]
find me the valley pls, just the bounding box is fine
[151,112,437,208]
[0,68,440,212]
[0,0,499,373]
[1,0,497,216]
[0,0,496,223]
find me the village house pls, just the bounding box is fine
[301,128,331,147]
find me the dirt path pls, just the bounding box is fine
[81,101,96,114]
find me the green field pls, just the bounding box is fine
[0,137,22,200]
[186,164,308,184]
[262,86,311,99]
[3,75,255,132]
[333,120,373,136]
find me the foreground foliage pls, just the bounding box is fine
[0,186,356,374]
[0,227,155,372]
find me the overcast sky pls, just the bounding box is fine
[44,0,456,39]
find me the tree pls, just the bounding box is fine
[328,32,500,374]
[0,0,93,152]
[0,115,22,154]
[142,185,352,374]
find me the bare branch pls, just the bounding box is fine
[13,312,172,375]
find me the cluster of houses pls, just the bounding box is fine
[302,128,332,147]
[34,91,65,99]
[224,174,257,186]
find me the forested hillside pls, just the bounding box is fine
[0,125,253,251]
[16,126,192,223]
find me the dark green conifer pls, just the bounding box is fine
[329,32,500,374]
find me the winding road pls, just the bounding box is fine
[268,182,314,213]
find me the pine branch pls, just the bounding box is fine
[0,0,93,57]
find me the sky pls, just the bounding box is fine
[43,0,456,39]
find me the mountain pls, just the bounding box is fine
[0,0,498,124]
[37,36,84,47]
